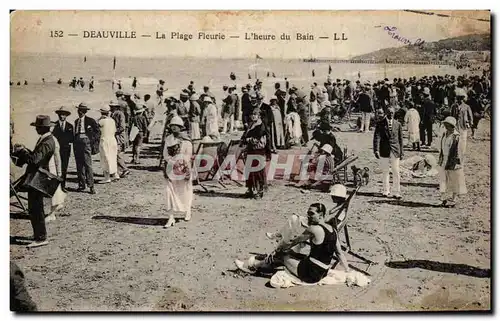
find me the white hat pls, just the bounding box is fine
[169,116,185,129]
[100,105,110,113]
[190,93,200,101]
[423,87,431,95]
[320,144,333,155]
[330,184,347,199]
[135,108,145,114]
[455,88,466,97]
[164,135,180,147]
[322,100,331,107]
[203,96,213,103]
[269,95,278,103]
[442,116,457,128]
[331,99,339,106]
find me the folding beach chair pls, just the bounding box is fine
[10,175,28,213]
[192,141,230,192]
[223,139,245,186]
[330,186,378,275]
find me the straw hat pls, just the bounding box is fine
[100,105,111,113]
[442,116,457,128]
[455,88,467,97]
[169,116,185,129]
[55,106,71,116]
[30,115,54,127]
[76,102,90,111]
[322,100,332,107]
[320,144,333,155]
[190,93,200,101]
[330,184,347,199]
[109,100,121,107]
[203,96,213,103]
[423,87,431,96]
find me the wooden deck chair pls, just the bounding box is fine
[10,175,28,213]
[223,139,245,186]
[330,186,378,275]
[192,141,227,192]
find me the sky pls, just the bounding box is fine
[10,10,490,59]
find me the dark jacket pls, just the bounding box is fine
[111,109,127,147]
[241,93,253,117]
[438,132,461,170]
[421,97,436,122]
[74,116,100,154]
[373,118,403,158]
[223,94,237,115]
[52,121,74,148]
[189,100,201,123]
[24,133,56,174]
[357,92,373,113]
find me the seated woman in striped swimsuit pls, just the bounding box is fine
[235,199,350,284]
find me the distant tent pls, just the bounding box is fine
[256,54,263,60]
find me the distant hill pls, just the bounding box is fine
[352,33,490,62]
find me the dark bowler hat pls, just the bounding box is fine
[76,102,90,110]
[30,115,54,127]
[55,106,71,116]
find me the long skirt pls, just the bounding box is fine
[245,150,268,194]
[439,167,467,196]
[100,137,118,175]
[165,177,193,216]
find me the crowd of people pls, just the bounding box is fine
[9,65,491,302]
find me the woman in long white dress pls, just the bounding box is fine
[163,116,194,228]
[201,96,219,138]
[98,105,119,183]
[438,116,467,208]
[404,102,421,150]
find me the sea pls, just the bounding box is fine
[10,53,462,147]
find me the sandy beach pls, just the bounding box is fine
[10,109,491,311]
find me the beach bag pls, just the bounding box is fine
[18,168,63,198]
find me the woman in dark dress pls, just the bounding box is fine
[240,107,270,199]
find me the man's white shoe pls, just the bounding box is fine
[26,240,48,248]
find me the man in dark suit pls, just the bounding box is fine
[73,103,100,194]
[52,106,74,192]
[13,115,56,248]
[373,107,404,199]
[420,87,436,147]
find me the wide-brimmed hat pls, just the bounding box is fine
[76,102,90,110]
[423,87,431,96]
[322,100,332,107]
[331,99,339,106]
[30,115,54,127]
[55,106,71,116]
[320,144,333,155]
[115,90,124,96]
[135,108,145,114]
[442,116,457,128]
[203,96,213,103]
[100,105,111,113]
[190,93,200,101]
[169,116,185,129]
[180,91,189,98]
[330,184,347,199]
[269,95,278,103]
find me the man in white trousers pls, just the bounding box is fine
[373,107,404,199]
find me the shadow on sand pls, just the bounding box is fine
[92,215,169,226]
[10,235,33,245]
[385,260,491,278]
[194,190,249,199]
[368,199,442,208]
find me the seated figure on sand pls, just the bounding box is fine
[235,185,351,284]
